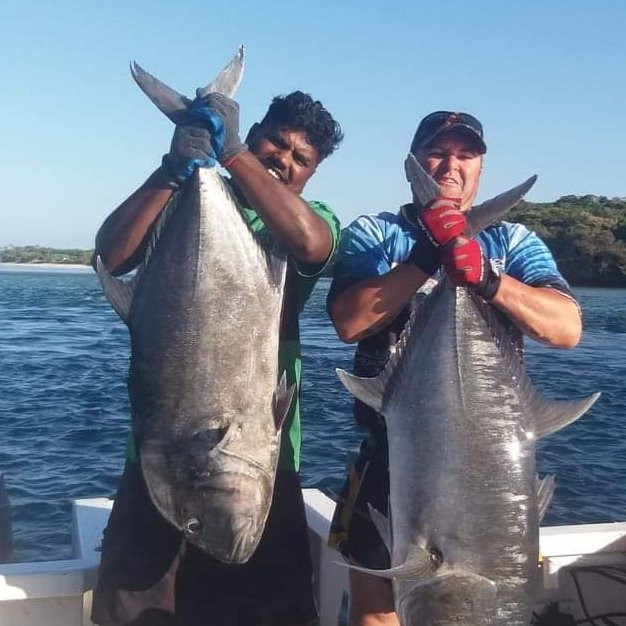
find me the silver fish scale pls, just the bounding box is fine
[128,168,286,563]
[382,285,538,624]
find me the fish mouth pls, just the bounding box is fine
[179,472,272,563]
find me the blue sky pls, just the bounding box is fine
[2,1,625,248]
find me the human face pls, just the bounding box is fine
[414,132,483,211]
[248,125,320,195]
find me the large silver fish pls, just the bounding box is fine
[97,48,294,564]
[338,157,599,624]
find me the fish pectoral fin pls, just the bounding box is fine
[335,552,433,581]
[95,256,135,323]
[273,371,295,432]
[537,474,556,522]
[336,369,384,414]
[532,392,600,439]
[367,503,392,554]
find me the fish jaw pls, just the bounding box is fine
[142,438,276,563]
[395,571,498,625]
[176,470,273,564]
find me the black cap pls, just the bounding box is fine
[410,111,486,155]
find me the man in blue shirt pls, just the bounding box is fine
[327,111,581,626]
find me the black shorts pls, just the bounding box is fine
[328,426,391,570]
[92,462,316,626]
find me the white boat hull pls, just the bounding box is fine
[1,491,625,625]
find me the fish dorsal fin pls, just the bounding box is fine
[196,46,245,98]
[95,256,136,323]
[367,503,392,554]
[130,46,245,124]
[466,175,537,237]
[470,292,600,438]
[274,371,295,432]
[537,474,556,522]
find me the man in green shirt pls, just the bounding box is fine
[91,90,342,626]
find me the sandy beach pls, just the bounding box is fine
[0,262,92,272]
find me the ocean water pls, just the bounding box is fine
[0,266,625,563]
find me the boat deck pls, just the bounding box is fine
[1,490,625,625]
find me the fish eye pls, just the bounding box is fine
[428,546,443,566]
[183,517,203,536]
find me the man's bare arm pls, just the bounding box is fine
[93,169,174,275]
[329,263,431,343]
[490,274,582,348]
[227,152,332,265]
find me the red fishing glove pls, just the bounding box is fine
[443,238,501,301]
[408,198,466,276]
[416,197,467,247]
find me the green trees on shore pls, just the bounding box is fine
[0,245,92,266]
[509,195,626,287]
[1,195,626,286]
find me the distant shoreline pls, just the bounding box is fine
[0,262,92,271]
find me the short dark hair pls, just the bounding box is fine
[258,91,343,162]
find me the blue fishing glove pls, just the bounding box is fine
[197,92,248,166]
[161,99,223,187]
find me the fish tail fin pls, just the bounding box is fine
[130,47,245,124]
[196,46,245,98]
[336,368,384,414]
[95,256,135,323]
[130,62,191,124]
[465,175,537,236]
[404,153,441,206]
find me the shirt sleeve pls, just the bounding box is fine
[292,200,342,278]
[328,215,392,303]
[504,224,574,296]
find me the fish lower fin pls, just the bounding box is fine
[367,503,392,555]
[95,256,135,323]
[531,391,600,439]
[336,369,384,414]
[274,371,295,431]
[537,474,556,522]
[335,551,433,581]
